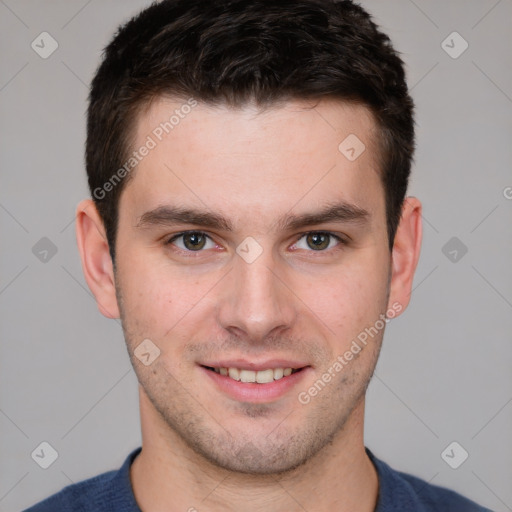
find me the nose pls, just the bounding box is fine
[216,247,297,343]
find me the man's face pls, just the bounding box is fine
[114,98,393,474]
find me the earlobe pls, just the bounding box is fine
[75,199,120,319]
[387,196,422,315]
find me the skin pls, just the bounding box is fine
[76,97,422,511]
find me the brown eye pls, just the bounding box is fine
[168,231,215,252]
[183,232,206,250]
[292,231,344,252]
[306,232,331,251]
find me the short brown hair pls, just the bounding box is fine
[86,0,415,260]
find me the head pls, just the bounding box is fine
[77,0,422,475]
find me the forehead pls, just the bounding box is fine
[122,97,384,229]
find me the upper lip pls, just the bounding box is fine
[199,359,310,371]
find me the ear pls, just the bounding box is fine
[75,199,120,319]
[387,196,422,315]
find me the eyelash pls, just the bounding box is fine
[165,230,347,254]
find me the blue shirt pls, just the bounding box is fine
[24,447,493,511]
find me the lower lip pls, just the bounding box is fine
[200,366,310,403]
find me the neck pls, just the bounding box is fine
[130,388,378,512]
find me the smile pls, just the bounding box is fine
[202,366,302,383]
[200,363,309,403]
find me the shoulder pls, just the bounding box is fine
[24,448,142,512]
[367,449,494,512]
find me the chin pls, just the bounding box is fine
[203,445,310,476]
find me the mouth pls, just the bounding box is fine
[201,365,304,383]
[199,362,310,403]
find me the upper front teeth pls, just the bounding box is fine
[214,367,294,383]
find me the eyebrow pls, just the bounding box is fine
[136,201,370,232]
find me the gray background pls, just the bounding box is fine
[1,1,511,511]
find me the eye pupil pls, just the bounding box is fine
[184,232,206,251]
[306,233,329,250]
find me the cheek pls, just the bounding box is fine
[116,253,217,338]
[306,258,389,337]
